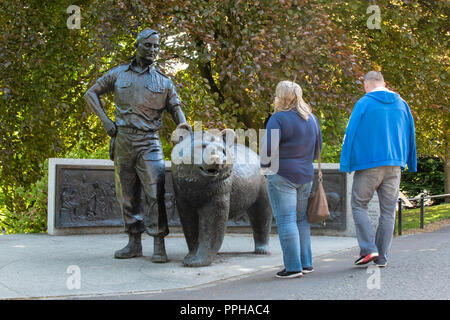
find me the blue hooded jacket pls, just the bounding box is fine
[340,89,417,173]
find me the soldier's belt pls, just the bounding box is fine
[117,126,158,136]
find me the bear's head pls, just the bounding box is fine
[171,128,235,183]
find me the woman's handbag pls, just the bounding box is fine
[307,118,330,224]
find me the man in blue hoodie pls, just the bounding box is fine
[340,71,417,267]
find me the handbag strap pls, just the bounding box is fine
[312,115,323,182]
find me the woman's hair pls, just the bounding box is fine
[274,80,311,120]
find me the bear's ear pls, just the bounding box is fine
[221,128,235,144]
[171,123,192,144]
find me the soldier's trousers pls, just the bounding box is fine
[113,128,169,237]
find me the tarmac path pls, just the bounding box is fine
[91,224,450,300]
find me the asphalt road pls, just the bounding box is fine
[89,224,450,300]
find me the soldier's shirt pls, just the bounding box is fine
[95,59,181,131]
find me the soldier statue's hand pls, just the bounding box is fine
[104,119,117,137]
[176,122,192,134]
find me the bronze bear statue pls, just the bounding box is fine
[171,128,273,267]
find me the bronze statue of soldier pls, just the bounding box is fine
[84,29,191,262]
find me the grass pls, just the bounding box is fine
[397,202,450,233]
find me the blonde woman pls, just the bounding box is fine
[261,80,322,278]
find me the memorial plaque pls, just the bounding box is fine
[55,165,122,228]
[53,163,182,229]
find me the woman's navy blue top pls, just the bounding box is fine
[261,109,322,185]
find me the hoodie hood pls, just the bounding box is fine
[365,90,400,104]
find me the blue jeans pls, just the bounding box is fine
[352,166,401,264]
[266,174,313,272]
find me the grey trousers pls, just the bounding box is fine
[352,166,401,264]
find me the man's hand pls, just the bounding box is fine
[172,122,192,144]
[84,84,116,137]
[176,122,192,134]
[104,119,117,137]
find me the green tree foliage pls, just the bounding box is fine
[327,0,449,197]
[155,0,367,165]
[159,0,365,127]
[0,0,164,213]
[0,1,448,232]
[1,0,365,216]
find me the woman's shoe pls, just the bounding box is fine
[302,267,314,274]
[276,269,303,278]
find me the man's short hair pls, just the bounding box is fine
[136,29,159,44]
[363,71,384,83]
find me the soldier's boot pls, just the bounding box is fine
[152,236,168,263]
[114,233,143,259]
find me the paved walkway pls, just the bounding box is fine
[0,232,357,299]
[90,224,450,300]
[3,225,449,300]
